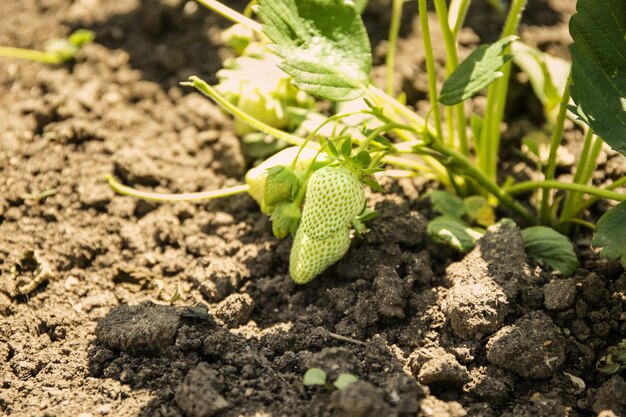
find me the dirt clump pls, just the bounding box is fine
[486,311,566,378]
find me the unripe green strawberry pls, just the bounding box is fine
[289,227,351,284]
[245,146,318,213]
[300,166,365,240]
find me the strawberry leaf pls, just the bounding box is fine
[522,226,579,277]
[256,0,372,101]
[592,201,626,266]
[439,35,518,105]
[569,0,626,155]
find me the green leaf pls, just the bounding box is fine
[341,138,353,159]
[333,373,358,390]
[354,151,371,168]
[592,201,626,266]
[439,35,518,105]
[352,0,368,13]
[427,215,483,252]
[522,226,579,277]
[569,0,626,156]
[429,190,466,219]
[512,41,571,122]
[326,139,339,157]
[256,0,372,101]
[463,196,494,227]
[303,368,327,386]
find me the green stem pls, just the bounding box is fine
[106,175,250,202]
[560,132,603,222]
[417,0,444,141]
[195,0,263,33]
[539,73,572,224]
[508,180,625,202]
[481,0,527,182]
[429,141,534,223]
[386,0,403,96]
[183,76,309,148]
[0,46,63,64]
[434,0,468,155]
[571,176,626,218]
[448,0,471,37]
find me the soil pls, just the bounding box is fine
[1,1,626,417]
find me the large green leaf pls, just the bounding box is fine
[592,201,626,266]
[439,35,518,105]
[522,226,579,277]
[569,0,626,155]
[429,190,466,218]
[256,0,372,101]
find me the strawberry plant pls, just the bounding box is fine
[108,0,625,283]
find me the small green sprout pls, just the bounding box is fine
[597,340,626,374]
[0,29,94,64]
[303,368,358,392]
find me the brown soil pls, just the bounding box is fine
[1,1,625,417]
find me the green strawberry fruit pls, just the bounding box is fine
[289,227,351,284]
[300,165,365,240]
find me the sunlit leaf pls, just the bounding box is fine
[257,0,372,101]
[439,36,518,105]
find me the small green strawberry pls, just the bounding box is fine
[289,227,351,284]
[300,165,365,240]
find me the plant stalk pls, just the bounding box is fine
[417,0,444,141]
[106,175,250,202]
[0,46,63,64]
[539,73,572,224]
[480,0,527,182]
[508,180,625,202]
[195,0,263,33]
[386,0,404,96]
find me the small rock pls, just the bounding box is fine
[373,267,409,318]
[580,273,607,305]
[593,375,626,416]
[175,363,230,417]
[486,311,566,379]
[543,278,577,310]
[214,293,254,328]
[408,347,469,387]
[331,381,393,417]
[95,302,181,355]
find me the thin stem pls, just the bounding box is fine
[386,0,404,95]
[481,0,527,182]
[183,76,311,148]
[433,0,468,155]
[0,46,63,64]
[540,74,572,224]
[572,176,626,217]
[429,141,534,223]
[418,0,444,141]
[507,180,625,202]
[106,175,250,202]
[195,0,263,33]
[448,0,471,37]
[560,132,603,222]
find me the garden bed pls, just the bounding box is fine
[1,0,625,416]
